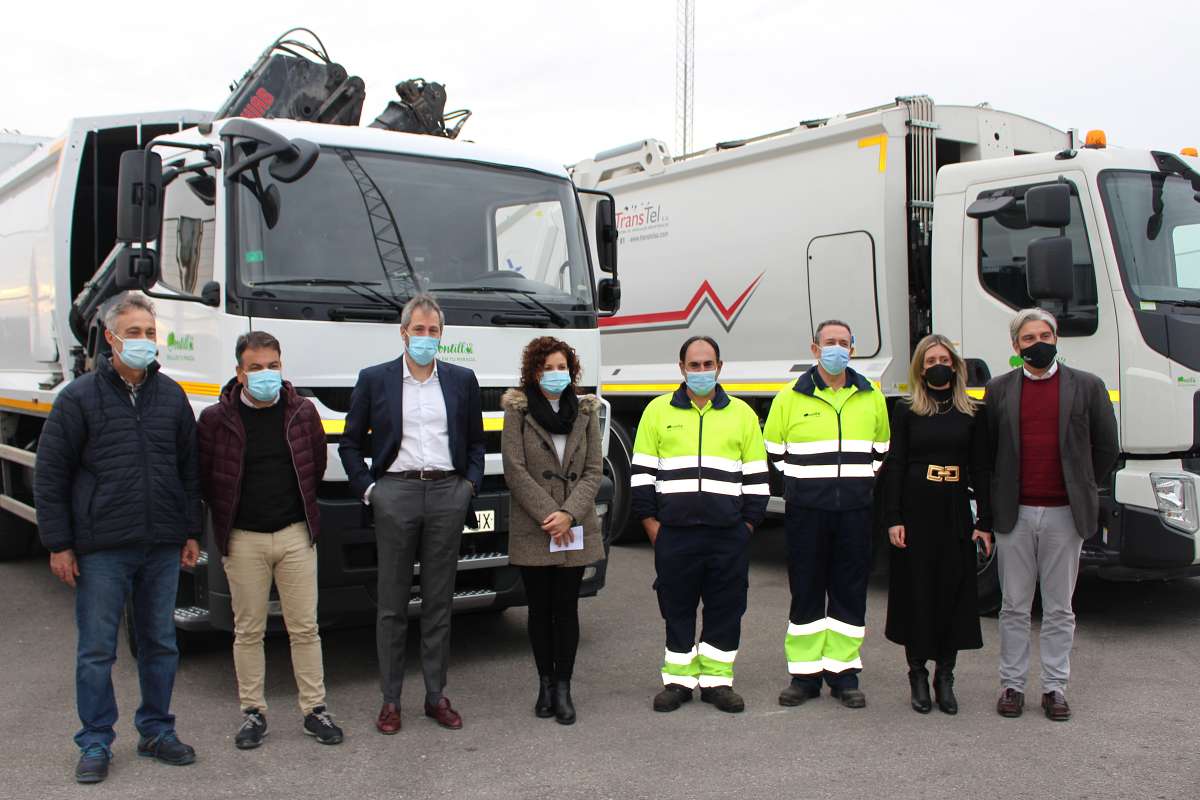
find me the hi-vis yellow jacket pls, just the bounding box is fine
[763,366,890,511]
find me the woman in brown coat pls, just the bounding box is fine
[501,336,604,725]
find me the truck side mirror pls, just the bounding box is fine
[114,247,161,291]
[199,280,222,307]
[597,277,621,312]
[116,150,164,242]
[595,198,618,274]
[1026,235,1074,300]
[1025,183,1071,227]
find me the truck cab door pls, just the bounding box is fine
[960,170,1119,401]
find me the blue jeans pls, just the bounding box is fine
[74,544,180,752]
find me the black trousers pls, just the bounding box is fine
[520,566,585,681]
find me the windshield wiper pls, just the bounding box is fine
[1149,298,1200,309]
[249,278,405,311]
[433,285,572,327]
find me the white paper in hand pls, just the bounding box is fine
[549,525,585,552]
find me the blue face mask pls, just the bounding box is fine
[685,370,718,396]
[539,370,572,396]
[819,345,851,376]
[245,369,282,403]
[406,335,440,367]
[114,335,157,370]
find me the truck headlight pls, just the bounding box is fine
[1151,473,1199,533]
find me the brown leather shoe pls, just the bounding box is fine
[424,697,463,730]
[996,688,1024,718]
[1041,691,1071,721]
[376,703,401,735]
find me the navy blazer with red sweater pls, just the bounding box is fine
[338,357,486,501]
[197,379,327,555]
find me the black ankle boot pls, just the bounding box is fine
[535,676,555,718]
[934,658,958,715]
[553,680,576,725]
[907,659,932,714]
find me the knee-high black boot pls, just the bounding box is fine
[907,658,932,714]
[934,653,958,715]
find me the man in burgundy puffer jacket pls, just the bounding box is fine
[197,331,343,749]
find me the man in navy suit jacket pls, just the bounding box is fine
[339,294,485,734]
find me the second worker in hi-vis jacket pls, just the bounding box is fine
[631,336,769,715]
[766,320,890,710]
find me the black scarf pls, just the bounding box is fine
[526,385,578,435]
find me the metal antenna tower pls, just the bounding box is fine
[675,0,695,157]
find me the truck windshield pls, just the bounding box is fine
[1100,170,1200,303]
[232,145,594,314]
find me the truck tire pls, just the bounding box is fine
[603,419,638,544]
[977,539,1001,615]
[0,510,35,561]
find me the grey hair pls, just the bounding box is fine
[813,318,853,344]
[1010,308,1058,343]
[400,293,444,328]
[102,292,156,331]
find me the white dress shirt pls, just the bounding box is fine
[387,357,454,473]
[1023,361,1059,381]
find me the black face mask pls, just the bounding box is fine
[1020,341,1058,370]
[923,364,955,388]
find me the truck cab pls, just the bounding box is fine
[934,143,1200,577]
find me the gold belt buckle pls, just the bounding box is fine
[926,464,960,483]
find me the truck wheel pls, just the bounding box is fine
[977,539,1001,616]
[603,419,638,544]
[0,511,35,561]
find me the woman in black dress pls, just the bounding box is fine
[883,334,993,715]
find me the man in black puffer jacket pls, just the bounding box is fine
[34,293,201,785]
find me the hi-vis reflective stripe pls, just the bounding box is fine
[698,642,737,663]
[742,460,768,475]
[657,454,743,472]
[664,647,698,665]
[662,673,700,688]
[658,478,743,497]
[698,675,734,688]
[765,440,785,455]
[788,620,826,637]
[825,618,866,639]
[821,656,864,672]
[782,463,875,479]
[965,387,1121,403]
[788,657,864,674]
[632,452,659,469]
[630,473,656,487]
[178,381,221,397]
[743,484,771,495]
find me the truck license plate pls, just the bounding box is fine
[464,510,495,533]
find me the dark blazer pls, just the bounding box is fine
[338,357,486,501]
[34,355,202,554]
[985,363,1119,539]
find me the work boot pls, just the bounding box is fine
[700,686,745,714]
[553,680,576,725]
[933,658,958,715]
[830,687,867,708]
[996,688,1025,718]
[234,709,267,750]
[75,745,111,784]
[778,680,821,707]
[535,676,555,718]
[907,660,932,714]
[652,683,694,712]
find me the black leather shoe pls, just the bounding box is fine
[652,683,693,712]
[778,682,821,707]
[933,666,958,715]
[831,687,867,708]
[553,680,576,725]
[908,665,932,714]
[535,676,555,718]
[136,732,196,766]
[700,685,745,713]
[75,745,110,784]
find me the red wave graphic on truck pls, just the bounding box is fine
[599,273,765,333]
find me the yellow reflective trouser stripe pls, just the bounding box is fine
[662,648,700,688]
[786,619,864,674]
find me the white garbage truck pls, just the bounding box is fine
[573,95,1200,609]
[0,32,622,638]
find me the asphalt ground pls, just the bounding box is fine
[2,523,1199,800]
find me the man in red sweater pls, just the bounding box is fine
[984,309,1118,722]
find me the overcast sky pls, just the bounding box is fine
[4,0,1194,164]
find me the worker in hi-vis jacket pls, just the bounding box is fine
[631,335,770,715]
[765,319,890,709]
